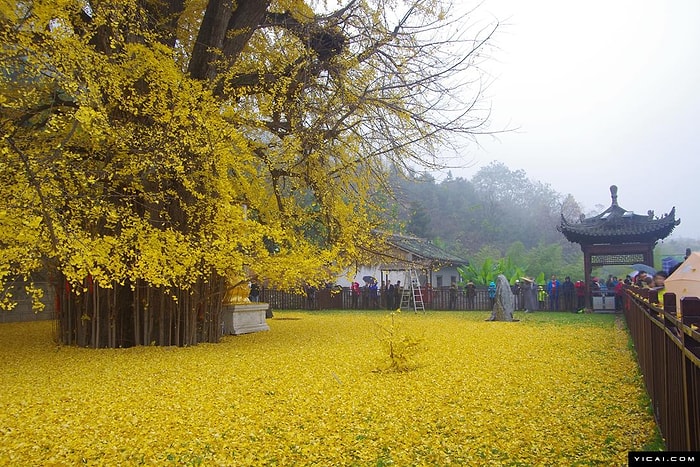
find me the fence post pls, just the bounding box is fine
[624,287,700,451]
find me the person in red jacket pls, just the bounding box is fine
[614,279,625,311]
[574,280,586,311]
[350,281,361,309]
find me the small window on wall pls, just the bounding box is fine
[436,275,443,288]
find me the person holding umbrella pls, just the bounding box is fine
[635,271,652,288]
[361,276,375,308]
[368,278,379,308]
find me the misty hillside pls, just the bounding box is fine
[382,161,696,278]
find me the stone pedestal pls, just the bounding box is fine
[222,303,270,335]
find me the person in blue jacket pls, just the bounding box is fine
[546,275,561,311]
[488,281,497,308]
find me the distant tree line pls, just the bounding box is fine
[385,161,586,281]
[384,161,696,282]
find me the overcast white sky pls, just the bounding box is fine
[448,0,700,239]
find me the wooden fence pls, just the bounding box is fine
[3,282,569,319]
[623,286,700,451]
[260,286,554,312]
[0,279,54,323]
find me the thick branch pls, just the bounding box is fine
[263,12,346,62]
[187,0,235,80]
[221,0,272,61]
[189,0,271,81]
[7,123,81,251]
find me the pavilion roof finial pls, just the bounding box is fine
[558,183,679,245]
[610,185,618,207]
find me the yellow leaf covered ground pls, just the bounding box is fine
[0,312,658,465]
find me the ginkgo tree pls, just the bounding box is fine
[0,0,496,347]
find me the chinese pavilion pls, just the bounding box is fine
[558,185,680,303]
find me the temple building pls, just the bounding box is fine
[336,232,468,289]
[558,185,680,305]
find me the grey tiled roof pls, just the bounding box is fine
[385,233,468,265]
[558,185,680,245]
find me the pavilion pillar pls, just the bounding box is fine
[644,247,654,270]
[580,242,657,309]
[582,245,593,308]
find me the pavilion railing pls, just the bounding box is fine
[623,286,700,451]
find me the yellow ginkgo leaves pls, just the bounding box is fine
[0,312,659,465]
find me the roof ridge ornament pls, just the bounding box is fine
[610,185,618,207]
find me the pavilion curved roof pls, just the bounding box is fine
[558,185,680,245]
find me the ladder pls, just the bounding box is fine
[399,268,425,313]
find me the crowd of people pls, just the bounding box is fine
[345,275,592,312]
[513,270,672,313]
[298,268,674,312]
[474,272,655,313]
[349,278,399,310]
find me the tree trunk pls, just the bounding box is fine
[188,0,271,81]
[187,0,235,80]
[133,284,141,346]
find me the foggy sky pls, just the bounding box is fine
[450,0,700,240]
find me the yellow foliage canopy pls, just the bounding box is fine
[0,1,494,345]
[1,1,384,292]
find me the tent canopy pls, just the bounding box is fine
[665,252,700,312]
